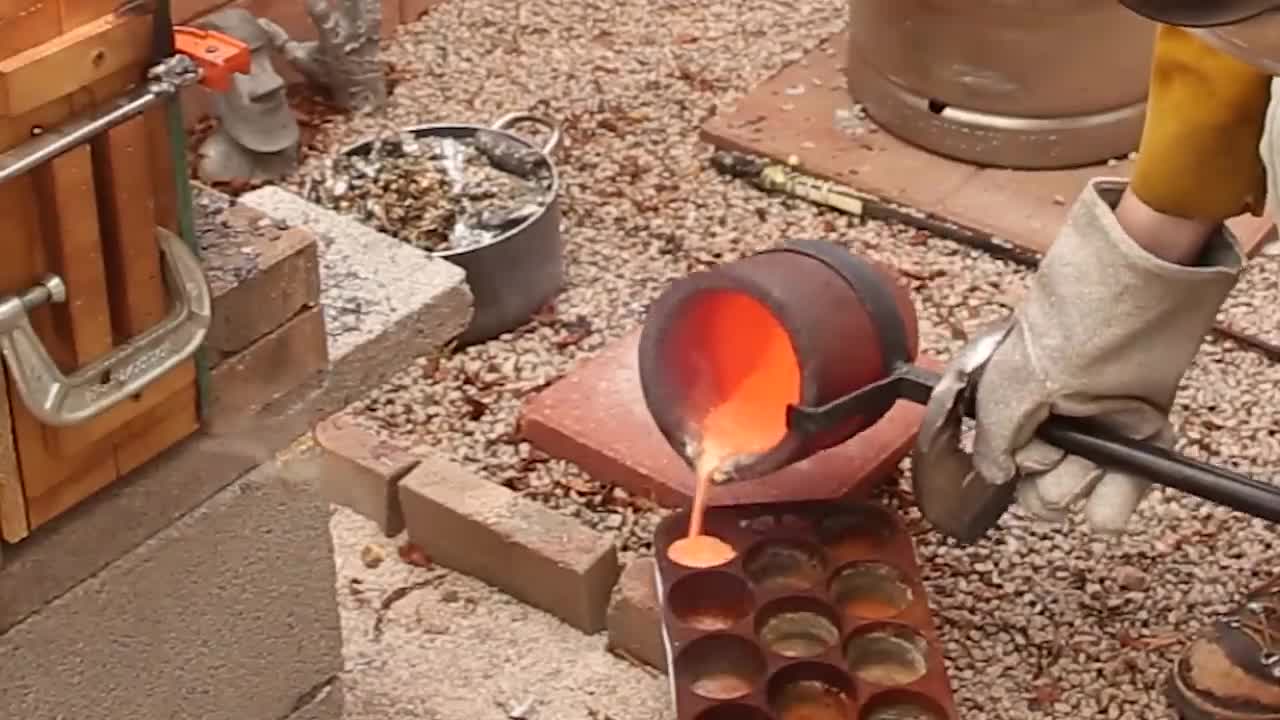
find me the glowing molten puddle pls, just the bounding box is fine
[668,535,737,568]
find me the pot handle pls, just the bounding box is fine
[491,112,562,157]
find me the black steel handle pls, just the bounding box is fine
[1036,417,1280,524]
[792,364,1280,524]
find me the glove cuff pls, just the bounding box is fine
[1017,178,1243,414]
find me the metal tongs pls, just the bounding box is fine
[785,323,1280,543]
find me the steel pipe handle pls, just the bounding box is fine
[1036,417,1280,524]
[907,331,1280,545]
[491,112,562,156]
[0,227,212,426]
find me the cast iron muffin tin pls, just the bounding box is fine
[653,499,958,720]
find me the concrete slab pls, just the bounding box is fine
[0,457,342,720]
[331,508,673,720]
[238,185,474,373]
[701,30,1275,258]
[518,329,927,508]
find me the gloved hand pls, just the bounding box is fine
[969,178,1244,534]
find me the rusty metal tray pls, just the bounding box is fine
[653,499,958,719]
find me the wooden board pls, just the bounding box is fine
[0,3,200,542]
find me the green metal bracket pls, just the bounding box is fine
[156,0,212,419]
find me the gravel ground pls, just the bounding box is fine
[331,508,672,720]
[279,1,1279,717]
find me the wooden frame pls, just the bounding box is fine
[0,2,200,542]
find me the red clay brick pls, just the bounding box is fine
[312,413,420,536]
[204,201,321,363]
[398,455,621,633]
[518,330,928,509]
[701,30,1274,258]
[206,305,329,424]
[606,557,666,672]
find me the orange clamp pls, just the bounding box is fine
[173,26,252,93]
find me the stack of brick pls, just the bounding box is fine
[314,411,623,635]
[313,409,669,673]
[196,183,329,426]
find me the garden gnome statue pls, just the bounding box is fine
[194,8,301,185]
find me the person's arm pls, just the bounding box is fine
[1121,24,1272,265]
[964,24,1261,534]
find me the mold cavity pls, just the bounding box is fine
[860,690,948,720]
[830,562,914,620]
[674,634,768,701]
[845,624,930,687]
[694,704,772,720]
[743,540,826,592]
[668,571,754,631]
[767,661,857,720]
[816,504,897,561]
[755,597,842,658]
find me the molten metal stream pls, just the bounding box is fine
[668,451,738,568]
[664,292,803,569]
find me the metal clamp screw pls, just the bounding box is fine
[0,229,211,426]
[0,275,66,330]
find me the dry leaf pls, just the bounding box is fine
[398,542,432,568]
[1030,680,1061,706]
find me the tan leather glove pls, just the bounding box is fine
[964,25,1264,535]
[970,179,1244,534]
[1263,77,1280,218]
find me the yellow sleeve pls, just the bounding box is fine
[1130,25,1272,221]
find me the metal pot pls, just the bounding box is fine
[845,1,1158,169]
[340,112,564,345]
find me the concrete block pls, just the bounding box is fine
[238,186,473,384]
[313,411,419,535]
[207,305,329,424]
[0,457,343,720]
[398,455,621,633]
[606,557,667,672]
[196,185,322,364]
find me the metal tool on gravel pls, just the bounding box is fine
[637,239,1280,543]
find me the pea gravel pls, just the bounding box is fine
[289,1,1279,718]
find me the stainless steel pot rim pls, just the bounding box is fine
[335,115,561,258]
